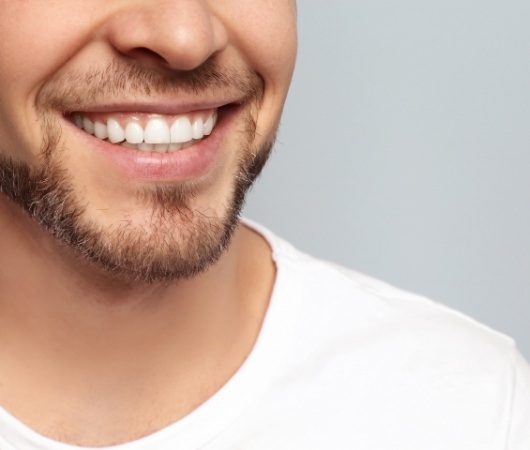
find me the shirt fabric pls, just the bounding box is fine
[0,220,529,449]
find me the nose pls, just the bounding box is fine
[105,0,229,71]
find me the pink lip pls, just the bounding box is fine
[69,105,238,183]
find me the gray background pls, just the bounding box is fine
[244,0,530,360]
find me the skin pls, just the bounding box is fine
[0,0,297,446]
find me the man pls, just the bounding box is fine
[0,1,528,449]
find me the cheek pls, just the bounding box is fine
[217,1,297,88]
[0,3,80,83]
[0,2,93,156]
[255,24,297,89]
[0,1,104,89]
[226,0,297,141]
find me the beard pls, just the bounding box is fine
[0,60,272,285]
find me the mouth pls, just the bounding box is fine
[62,103,243,182]
[69,108,218,154]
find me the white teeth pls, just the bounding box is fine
[138,143,154,152]
[192,118,204,139]
[181,140,195,150]
[76,110,217,152]
[116,138,200,153]
[170,116,193,143]
[169,143,183,151]
[154,144,169,153]
[125,121,144,144]
[144,118,170,144]
[94,122,108,140]
[107,119,125,144]
[203,115,214,135]
[74,114,84,129]
[83,117,95,135]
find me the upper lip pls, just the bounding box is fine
[65,98,242,116]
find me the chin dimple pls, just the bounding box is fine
[71,110,218,153]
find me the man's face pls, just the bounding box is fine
[0,1,297,283]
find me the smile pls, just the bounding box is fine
[71,109,218,153]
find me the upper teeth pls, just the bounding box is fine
[73,110,217,153]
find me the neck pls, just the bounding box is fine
[0,197,275,445]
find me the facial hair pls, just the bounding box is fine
[0,60,272,285]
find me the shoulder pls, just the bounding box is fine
[240,220,530,447]
[250,219,523,377]
[240,221,530,447]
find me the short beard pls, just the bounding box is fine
[0,61,272,285]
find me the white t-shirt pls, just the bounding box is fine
[0,221,529,449]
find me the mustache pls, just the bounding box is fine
[37,58,264,113]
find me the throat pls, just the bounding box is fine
[0,222,274,447]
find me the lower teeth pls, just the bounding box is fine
[115,140,199,153]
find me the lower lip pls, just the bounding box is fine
[71,108,236,182]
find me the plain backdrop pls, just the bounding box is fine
[244,0,530,360]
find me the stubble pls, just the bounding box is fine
[0,60,273,284]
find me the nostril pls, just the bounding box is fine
[127,47,169,66]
